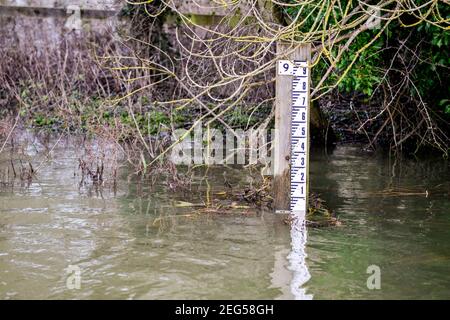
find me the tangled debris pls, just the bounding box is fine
[306,193,340,227]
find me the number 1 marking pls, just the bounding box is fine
[290,61,309,215]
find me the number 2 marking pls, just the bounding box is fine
[291,61,309,213]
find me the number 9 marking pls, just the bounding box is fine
[278,60,294,75]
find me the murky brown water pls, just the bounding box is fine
[0,134,449,299]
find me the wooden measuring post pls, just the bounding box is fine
[273,43,311,214]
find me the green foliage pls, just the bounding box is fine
[412,20,450,108]
[33,114,59,127]
[226,105,252,127]
[331,31,383,97]
[221,103,272,129]
[440,99,450,115]
[283,1,449,110]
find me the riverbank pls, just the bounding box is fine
[1,3,448,161]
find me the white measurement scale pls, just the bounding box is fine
[278,60,310,214]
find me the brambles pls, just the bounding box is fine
[0,1,448,218]
[2,1,448,159]
[108,0,449,156]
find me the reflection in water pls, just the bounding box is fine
[288,213,313,300]
[306,147,450,299]
[1,135,450,299]
[0,135,293,299]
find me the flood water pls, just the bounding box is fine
[0,135,449,299]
